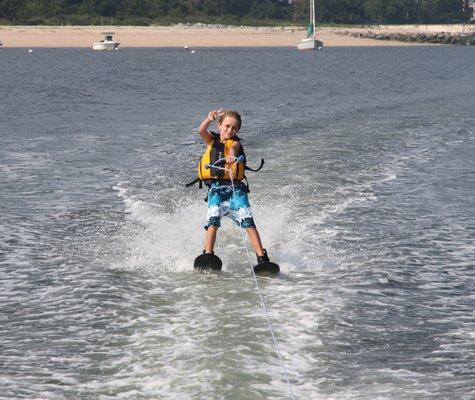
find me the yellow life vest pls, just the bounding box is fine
[198,134,245,182]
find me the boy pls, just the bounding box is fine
[197,109,272,266]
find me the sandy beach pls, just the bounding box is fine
[0,24,459,48]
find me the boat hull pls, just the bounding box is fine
[297,37,323,50]
[92,42,119,51]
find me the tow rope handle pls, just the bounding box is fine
[185,157,264,188]
[245,158,264,172]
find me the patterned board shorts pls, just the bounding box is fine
[205,182,256,230]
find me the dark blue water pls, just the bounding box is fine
[1,47,474,399]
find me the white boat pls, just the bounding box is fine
[92,32,119,51]
[297,0,323,50]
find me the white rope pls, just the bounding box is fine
[241,234,296,400]
[207,158,296,399]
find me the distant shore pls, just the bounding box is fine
[0,24,473,48]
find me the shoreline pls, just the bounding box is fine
[1,24,472,48]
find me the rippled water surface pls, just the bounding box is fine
[1,47,474,399]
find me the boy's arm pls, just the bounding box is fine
[227,141,241,164]
[199,109,223,143]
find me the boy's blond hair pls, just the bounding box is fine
[218,109,242,131]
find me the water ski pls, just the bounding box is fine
[253,262,280,275]
[194,253,222,271]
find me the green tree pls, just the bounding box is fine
[318,0,366,23]
[63,0,84,13]
[0,0,28,21]
[422,0,466,23]
[202,0,224,16]
[119,0,153,17]
[0,0,469,25]
[90,0,121,17]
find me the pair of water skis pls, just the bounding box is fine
[194,253,280,275]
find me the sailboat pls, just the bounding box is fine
[297,0,323,50]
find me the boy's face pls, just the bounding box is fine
[218,116,240,140]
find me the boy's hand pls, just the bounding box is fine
[206,109,224,123]
[200,109,224,143]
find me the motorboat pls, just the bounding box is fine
[92,32,119,51]
[297,0,323,50]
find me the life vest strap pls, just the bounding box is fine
[185,178,203,188]
[185,178,244,188]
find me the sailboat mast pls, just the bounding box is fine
[312,0,315,35]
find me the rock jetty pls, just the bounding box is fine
[338,29,475,45]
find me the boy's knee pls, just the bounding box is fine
[205,218,221,230]
[241,218,256,229]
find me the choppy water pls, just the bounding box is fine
[1,46,474,400]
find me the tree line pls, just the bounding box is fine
[0,0,471,26]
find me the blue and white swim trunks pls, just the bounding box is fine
[205,182,256,230]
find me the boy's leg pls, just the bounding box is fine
[245,227,265,257]
[205,225,218,254]
[229,185,268,260]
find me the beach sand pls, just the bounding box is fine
[0,25,443,48]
